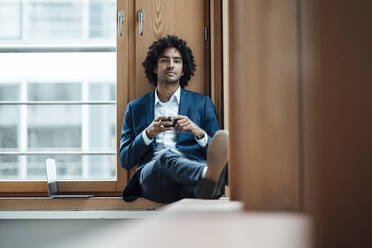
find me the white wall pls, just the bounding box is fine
[0,219,139,248]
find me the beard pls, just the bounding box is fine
[158,74,182,85]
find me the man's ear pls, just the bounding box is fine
[154,67,157,74]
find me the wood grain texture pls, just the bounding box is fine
[222,0,229,130]
[116,0,130,192]
[304,0,372,247]
[134,0,207,99]
[227,0,243,201]
[229,0,301,210]
[0,181,117,193]
[210,0,224,127]
[0,197,164,210]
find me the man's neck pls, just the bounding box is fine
[156,82,180,103]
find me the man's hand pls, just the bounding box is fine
[145,116,174,139]
[172,115,205,139]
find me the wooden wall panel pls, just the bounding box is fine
[116,0,130,191]
[229,0,301,210]
[133,0,208,100]
[227,0,244,201]
[304,0,372,247]
[210,0,223,126]
[222,0,229,131]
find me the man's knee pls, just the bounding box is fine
[154,149,180,171]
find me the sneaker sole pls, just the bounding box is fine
[205,130,229,183]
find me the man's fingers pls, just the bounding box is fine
[152,121,162,127]
[157,116,170,121]
[159,127,174,132]
[160,121,173,127]
[177,121,190,128]
[175,119,190,129]
[175,119,188,123]
[172,115,186,121]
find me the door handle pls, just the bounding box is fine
[138,9,144,36]
[118,10,125,37]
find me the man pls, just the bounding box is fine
[120,35,228,203]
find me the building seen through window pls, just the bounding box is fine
[0,0,117,180]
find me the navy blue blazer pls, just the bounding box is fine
[119,88,220,202]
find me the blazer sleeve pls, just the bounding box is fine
[202,96,221,151]
[119,103,152,170]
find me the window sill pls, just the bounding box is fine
[0,210,159,219]
[0,197,164,211]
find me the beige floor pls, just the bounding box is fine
[120,198,311,248]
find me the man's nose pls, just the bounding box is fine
[168,60,175,68]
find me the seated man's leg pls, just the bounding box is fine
[139,159,180,203]
[139,149,206,203]
[197,130,229,199]
[156,149,206,185]
[140,129,229,202]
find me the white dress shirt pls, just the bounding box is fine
[142,87,208,153]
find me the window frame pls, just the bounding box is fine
[0,0,123,197]
[0,0,224,201]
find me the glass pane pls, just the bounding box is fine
[0,155,115,180]
[0,106,19,131]
[0,105,19,179]
[0,83,20,100]
[0,155,18,179]
[0,0,117,181]
[0,104,115,180]
[27,105,115,150]
[0,0,21,39]
[89,82,116,101]
[89,0,116,40]
[28,82,81,101]
[26,0,83,41]
[0,0,116,45]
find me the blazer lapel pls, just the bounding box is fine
[177,88,189,143]
[145,90,155,128]
[178,88,189,116]
[144,90,156,151]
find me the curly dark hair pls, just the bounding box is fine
[142,35,196,88]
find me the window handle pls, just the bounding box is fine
[138,9,144,36]
[118,10,125,37]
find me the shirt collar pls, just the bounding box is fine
[154,86,181,105]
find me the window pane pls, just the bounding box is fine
[0,104,115,180]
[26,105,115,150]
[0,0,117,182]
[0,83,19,101]
[0,0,21,39]
[28,83,81,101]
[0,0,116,45]
[0,155,115,180]
[89,82,116,101]
[0,106,19,129]
[0,105,19,180]
[89,0,116,39]
[26,0,84,41]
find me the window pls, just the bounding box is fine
[0,0,118,193]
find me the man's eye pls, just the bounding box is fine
[161,59,169,63]
[174,60,181,63]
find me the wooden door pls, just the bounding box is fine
[131,0,209,101]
